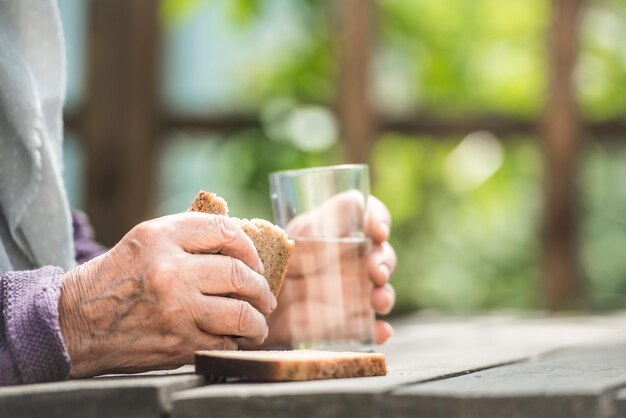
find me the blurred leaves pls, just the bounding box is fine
[229,0,262,25]
[581,144,626,309]
[162,0,335,112]
[377,0,548,118]
[159,129,340,221]
[161,0,262,26]
[160,0,200,24]
[155,0,626,313]
[372,135,541,312]
[578,0,626,120]
[239,1,335,105]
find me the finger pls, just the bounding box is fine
[193,295,269,347]
[374,320,394,345]
[371,283,395,315]
[258,308,292,349]
[134,333,239,370]
[159,212,264,273]
[287,236,370,278]
[368,242,397,287]
[286,190,366,238]
[191,334,238,352]
[176,335,239,365]
[190,335,238,361]
[183,253,276,315]
[364,196,392,244]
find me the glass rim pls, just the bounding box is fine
[269,164,368,179]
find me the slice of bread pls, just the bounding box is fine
[188,191,294,297]
[195,350,387,381]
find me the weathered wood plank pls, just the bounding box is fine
[387,344,626,418]
[611,386,626,416]
[0,367,202,418]
[380,313,626,378]
[3,314,625,418]
[171,315,626,418]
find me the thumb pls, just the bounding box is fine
[158,212,264,274]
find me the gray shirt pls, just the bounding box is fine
[0,0,75,274]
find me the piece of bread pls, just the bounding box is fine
[188,191,229,215]
[232,217,294,296]
[195,350,387,381]
[188,191,294,297]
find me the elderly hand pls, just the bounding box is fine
[59,212,276,378]
[363,196,397,343]
[264,194,397,347]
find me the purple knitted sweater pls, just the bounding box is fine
[0,211,106,385]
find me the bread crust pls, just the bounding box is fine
[188,191,229,215]
[188,191,294,297]
[195,350,387,381]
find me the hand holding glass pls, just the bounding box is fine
[270,165,373,349]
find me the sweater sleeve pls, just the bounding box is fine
[72,210,107,264]
[0,266,71,385]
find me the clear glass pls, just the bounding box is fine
[270,164,370,237]
[269,164,374,350]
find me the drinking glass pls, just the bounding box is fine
[269,164,373,349]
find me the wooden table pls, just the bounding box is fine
[2,313,626,418]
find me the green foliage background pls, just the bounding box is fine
[156,0,626,313]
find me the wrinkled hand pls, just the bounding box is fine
[265,194,397,347]
[59,213,276,378]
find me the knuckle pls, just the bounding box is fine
[132,220,161,241]
[235,300,267,340]
[259,321,269,343]
[242,305,268,344]
[246,325,268,347]
[229,258,248,291]
[384,243,398,267]
[214,215,238,242]
[146,260,175,291]
[110,236,144,267]
[236,300,252,333]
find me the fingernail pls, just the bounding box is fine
[258,261,265,275]
[380,222,390,240]
[379,264,391,282]
[271,295,278,311]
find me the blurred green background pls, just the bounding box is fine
[58,0,626,313]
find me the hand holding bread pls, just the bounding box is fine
[188,191,295,297]
[59,212,276,377]
[56,189,393,378]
